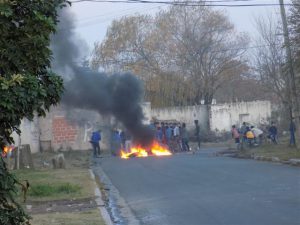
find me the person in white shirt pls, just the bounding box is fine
[173,123,182,151]
[174,124,180,137]
[251,126,263,145]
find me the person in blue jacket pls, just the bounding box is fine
[156,126,163,143]
[165,125,172,146]
[268,122,278,144]
[111,129,121,156]
[289,118,296,146]
[90,129,101,157]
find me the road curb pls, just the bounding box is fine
[93,163,140,225]
[219,152,300,167]
[89,169,114,225]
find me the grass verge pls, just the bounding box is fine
[236,138,300,161]
[14,169,95,201]
[11,150,106,225]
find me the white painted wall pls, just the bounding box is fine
[210,101,271,132]
[151,105,209,130]
[12,117,40,153]
[142,102,151,124]
[11,101,271,153]
[151,101,271,132]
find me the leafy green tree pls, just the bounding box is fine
[0,0,68,224]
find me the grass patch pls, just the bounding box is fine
[31,209,106,225]
[13,169,95,201]
[30,183,81,197]
[237,138,300,161]
[9,151,105,225]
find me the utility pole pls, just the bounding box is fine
[279,0,300,147]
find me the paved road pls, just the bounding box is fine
[94,150,300,225]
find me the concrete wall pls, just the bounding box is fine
[13,107,112,153]
[210,101,271,132]
[13,102,151,153]
[151,101,271,132]
[142,102,151,124]
[151,105,209,130]
[12,117,40,154]
[47,107,112,152]
[12,101,271,153]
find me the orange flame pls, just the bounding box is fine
[1,146,15,158]
[120,141,172,159]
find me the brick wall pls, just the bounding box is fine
[52,116,78,144]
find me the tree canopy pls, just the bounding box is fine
[0,0,67,144]
[92,3,249,107]
[0,0,68,224]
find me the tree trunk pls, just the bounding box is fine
[14,144,34,170]
[206,104,211,132]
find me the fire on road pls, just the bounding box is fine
[120,141,172,159]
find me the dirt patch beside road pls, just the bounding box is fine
[26,197,98,214]
[31,209,103,225]
[13,150,106,225]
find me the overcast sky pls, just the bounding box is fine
[68,0,291,54]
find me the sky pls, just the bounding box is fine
[68,0,291,55]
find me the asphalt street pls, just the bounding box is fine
[94,149,300,225]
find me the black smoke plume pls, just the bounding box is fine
[51,8,154,146]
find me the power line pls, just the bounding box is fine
[72,0,259,2]
[57,5,164,31]
[63,1,292,30]
[71,0,270,3]
[77,5,161,26]
[77,5,147,22]
[94,43,283,55]
[70,0,297,7]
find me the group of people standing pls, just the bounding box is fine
[109,120,201,155]
[101,122,198,156]
[111,129,133,155]
[231,122,279,149]
[89,128,133,157]
[152,120,201,152]
[91,119,297,156]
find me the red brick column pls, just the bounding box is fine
[52,117,78,144]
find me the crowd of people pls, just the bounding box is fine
[231,122,279,150]
[91,119,297,157]
[90,122,198,157]
[151,120,201,153]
